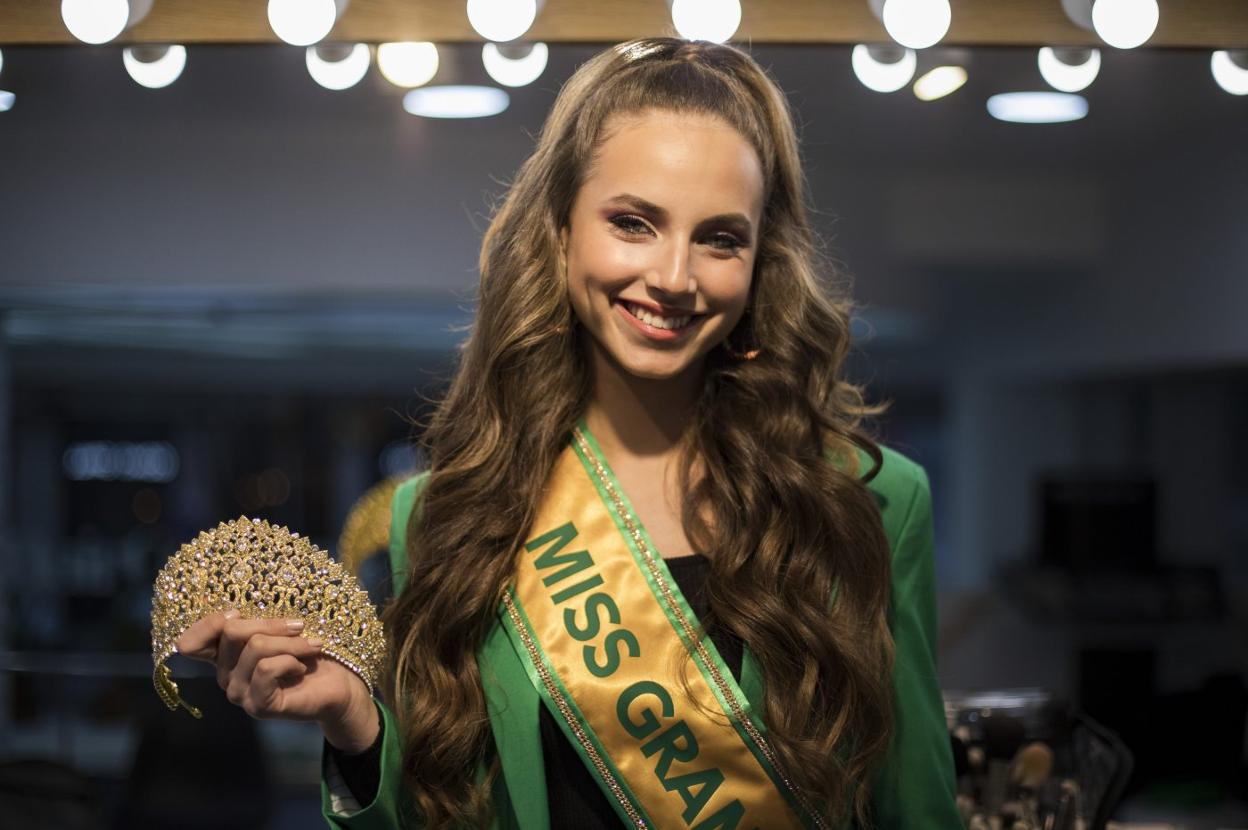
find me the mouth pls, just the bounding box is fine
[614,300,704,341]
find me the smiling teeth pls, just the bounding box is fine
[625,302,691,331]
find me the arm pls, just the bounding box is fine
[869,465,962,829]
[322,699,418,827]
[320,473,431,829]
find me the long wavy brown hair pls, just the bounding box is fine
[383,37,896,829]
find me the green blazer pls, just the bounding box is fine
[321,444,961,829]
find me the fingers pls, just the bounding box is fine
[227,632,324,705]
[175,611,229,662]
[244,654,312,718]
[215,615,309,685]
[178,610,342,722]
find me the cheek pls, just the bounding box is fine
[579,236,647,281]
[703,263,754,312]
[565,239,638,312]
[564,254,612,327]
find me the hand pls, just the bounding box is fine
[176,610,380,753]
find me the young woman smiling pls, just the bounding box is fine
[177,37,961,830]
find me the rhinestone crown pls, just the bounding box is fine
[151,515,384,718]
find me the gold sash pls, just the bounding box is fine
[499,421,826,829]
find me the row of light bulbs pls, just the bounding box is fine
[3,0,565,118]
[42,0,559,117]
[845,0,1247,122]
[852,43,1248,123]
[0,39,545,117]
[55,0,593,46]
[844,0,1248,121]
[53,0,1175,52]
[1,0,1243,120]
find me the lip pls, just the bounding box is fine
[613,300,703,342]
[619,298,700,318]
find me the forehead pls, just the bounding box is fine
[581,109,765,220]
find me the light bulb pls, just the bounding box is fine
[1210,51,1248,96]
[378,42,439,88]
[267,0,340,47]
[670,0,742,44]
[466,0,538,43]
[851,44,916,93]
[123,45,187,89]
[482,42,548,88]
[306,43,371,90]
[881,0,951,50]
[61,0,130,45]
[913,65,966,101]
[1090,0,1158,49]
[1038,46,1101,92]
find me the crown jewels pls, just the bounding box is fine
[151,516,385,719]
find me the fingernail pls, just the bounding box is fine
[223,609,240,620]
[308,637,324,648]
[286,619,305,632]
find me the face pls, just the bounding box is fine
[560,109,766,383]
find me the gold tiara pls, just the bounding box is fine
[151,516,385,719]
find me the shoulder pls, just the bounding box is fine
[391,470,431,515]
[388,470,432,590]
[860,443,929,503]
[839,442,931,555]
[390,470,432,535]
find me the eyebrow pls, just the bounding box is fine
[603,192,754,236]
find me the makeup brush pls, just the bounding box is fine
[1011,741,1054,827]
[1011,741,1054,789]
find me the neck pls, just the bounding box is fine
[582,344,703,462]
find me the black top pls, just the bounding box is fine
[328,552,745,828]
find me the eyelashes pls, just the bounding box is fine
[609,215,650,234]
[608,214,748,255]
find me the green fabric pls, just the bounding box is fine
[859,448,963,830]
[323,445,961,829]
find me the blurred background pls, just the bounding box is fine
[0,1,1245,828]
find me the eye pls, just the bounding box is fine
[609,214,652,235]
[706,232,746,254]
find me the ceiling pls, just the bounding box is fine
[0,0,1245,48]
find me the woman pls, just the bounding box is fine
[177,37,960,829]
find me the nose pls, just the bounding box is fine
[644,237,697,296]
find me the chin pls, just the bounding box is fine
[624,365,687,381]
[610,348,703,381]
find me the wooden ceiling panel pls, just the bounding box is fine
[0,0,1245,47]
